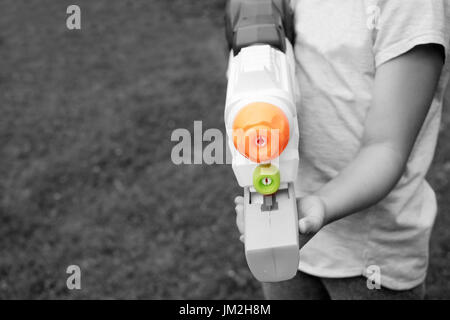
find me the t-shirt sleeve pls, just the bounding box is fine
[373,0,450,68]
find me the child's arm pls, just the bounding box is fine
[298,44,445,234]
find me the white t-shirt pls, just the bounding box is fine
[292,0,450,290]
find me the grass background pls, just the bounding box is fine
[0,0,448,299]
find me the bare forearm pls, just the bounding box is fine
[312,44,443,227]
[316,143,404,225]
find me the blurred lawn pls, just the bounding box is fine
[0,0,448,299]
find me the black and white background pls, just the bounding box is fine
[0,0,449,300]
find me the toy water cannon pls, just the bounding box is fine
[224,0,300,282]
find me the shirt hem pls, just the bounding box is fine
[298,262,427,291]
[299,262,362,279]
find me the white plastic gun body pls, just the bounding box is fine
[224,42,301,282]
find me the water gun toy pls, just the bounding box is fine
[224,0,300,282]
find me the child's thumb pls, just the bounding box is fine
[298,216,322,234]
[297,196,325,234]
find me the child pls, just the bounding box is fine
[234,0,450,299]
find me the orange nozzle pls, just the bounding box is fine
[232,102,290,163]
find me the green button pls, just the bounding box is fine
[253,164,280,195]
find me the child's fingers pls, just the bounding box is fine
[234,196,245,243]
[235,203,245,235]
[234,196,244,205]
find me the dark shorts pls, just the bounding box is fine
[262,271,426,300]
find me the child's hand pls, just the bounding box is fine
[233,195,325,245]
[297,195,326,235]
[234,196,245,243]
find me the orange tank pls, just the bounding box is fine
[232,102,290,163]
